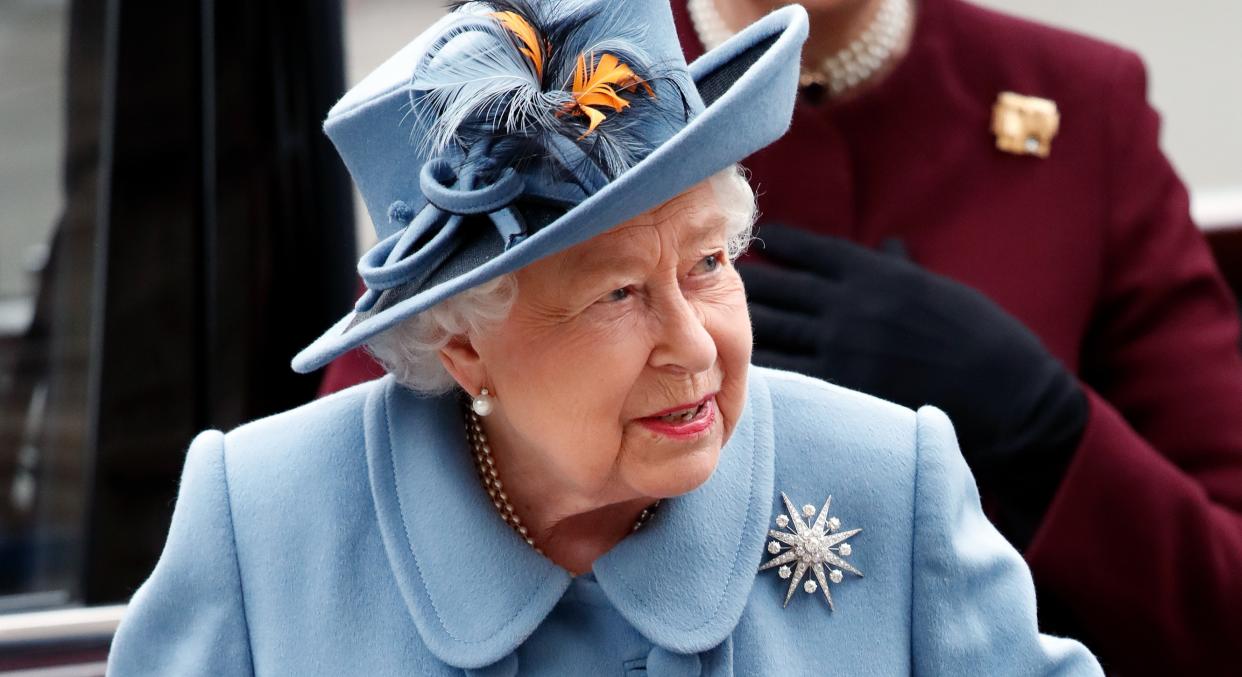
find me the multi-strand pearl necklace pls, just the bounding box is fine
[466,409,658,555]
[687,0,914,98]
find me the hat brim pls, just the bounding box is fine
[292,5,809,374]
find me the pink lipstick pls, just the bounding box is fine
[638,394,718,440]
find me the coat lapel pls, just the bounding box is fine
[365,373,776,668]
[593,373,776,653]
[365,377,571,670]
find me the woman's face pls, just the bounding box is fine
[465,181,752,508]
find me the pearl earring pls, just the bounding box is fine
[471,388,495,417]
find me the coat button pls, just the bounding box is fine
[646,647,702,677]
[465,652,517,677]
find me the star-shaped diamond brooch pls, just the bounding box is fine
[758,492,862,610]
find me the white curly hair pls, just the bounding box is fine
[366,165,758,394]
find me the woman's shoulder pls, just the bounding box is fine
[756,365,920,455]
[748,369,1101,676]
[753,366,959,504]
[205,377,388,513]
[225,377,377,459]
[939,0,1142,93]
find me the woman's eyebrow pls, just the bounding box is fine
[558,240,653,279]
[562,212,727,277]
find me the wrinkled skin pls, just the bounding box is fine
[439,180,752,572]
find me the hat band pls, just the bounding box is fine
[421,158,526,215]
[353,156,529,313]
[350,102,623,314]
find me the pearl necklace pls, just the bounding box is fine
[466,409,659,555]
[686,0,914,98]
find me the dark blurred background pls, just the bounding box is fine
[0,0,1238,673]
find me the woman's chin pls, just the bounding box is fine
[622,435,724,498]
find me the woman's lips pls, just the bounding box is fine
[637,396,717,440]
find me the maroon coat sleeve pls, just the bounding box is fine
[316,343,385,397]
[1024,50,1242,675]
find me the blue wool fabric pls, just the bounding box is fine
[108,368,1102,675]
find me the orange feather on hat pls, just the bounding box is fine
[566,52,656,138]
[492,10,547,81]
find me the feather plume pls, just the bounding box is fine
[565,51,654,137]
[412,0,691,182]
[491,10,547,81]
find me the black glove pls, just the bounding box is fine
[741,225,1087,546]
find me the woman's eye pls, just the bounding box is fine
[605,287,630,303]
[692,253,723,275]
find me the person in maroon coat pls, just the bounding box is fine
[318,0,1242,673]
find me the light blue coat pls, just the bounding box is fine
[107,367,1101,676]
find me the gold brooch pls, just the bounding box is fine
[992,92,1059,158]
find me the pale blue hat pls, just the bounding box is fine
[293,0,808,373]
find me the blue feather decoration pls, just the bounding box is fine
[409,0,690,183]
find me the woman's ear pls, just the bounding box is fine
[439,335,487,396]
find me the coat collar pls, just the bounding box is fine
[593,372,775,652]
[365,373,775,668]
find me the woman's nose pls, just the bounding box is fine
[648,293,717,375]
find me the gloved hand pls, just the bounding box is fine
[741,225,1087,545]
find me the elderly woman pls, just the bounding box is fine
[107,1,1101,675]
